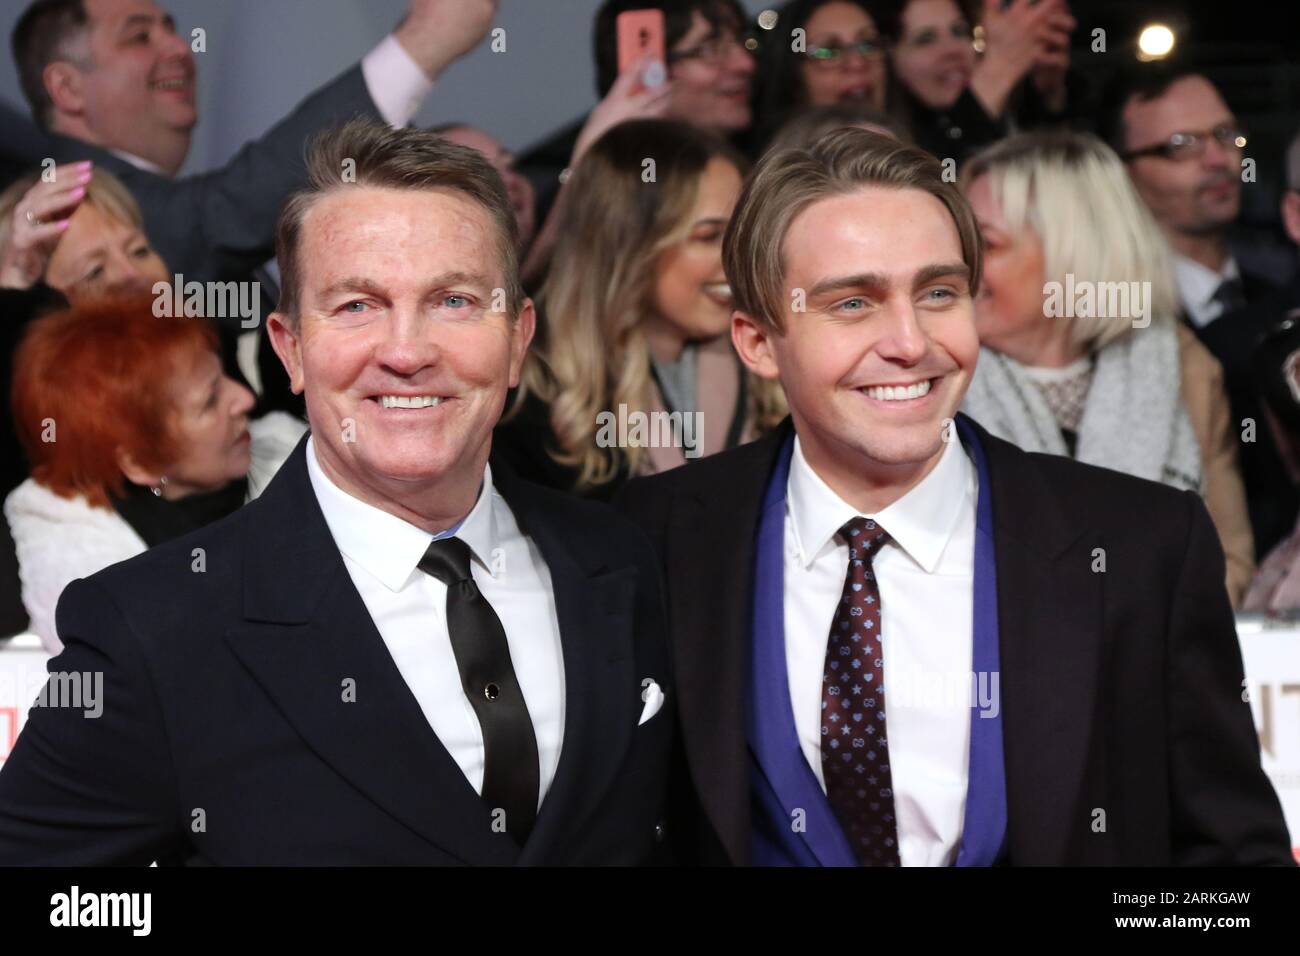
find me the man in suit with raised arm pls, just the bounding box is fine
[0,119,672,865]
[10,0,497,295]
[618,128,1293,866]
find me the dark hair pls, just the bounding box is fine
[1097,63,1207,156]
[274,118,524,329]
[873,0,978,42]
[592,0,748,97]
[751,0,896,148]
[12,0,89,129]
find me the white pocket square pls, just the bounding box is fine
[638,679,665,726]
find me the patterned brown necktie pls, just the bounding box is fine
[820,516,899,866]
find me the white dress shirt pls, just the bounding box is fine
[1173,252,1241,329]
[784,434,977,866]
[305,437,566,808]
[360,33,436,128]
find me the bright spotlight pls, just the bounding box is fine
[1137,23,1176,61]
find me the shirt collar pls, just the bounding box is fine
[304,434,497,592]
[1173,253,1239,319]
[787,431,975,573]
[107,147,167,176]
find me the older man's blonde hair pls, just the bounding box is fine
[962,130,1181,350]
[724,127,982,334]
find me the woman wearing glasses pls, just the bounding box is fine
[751,0,891,148]
[882,0,1078,163]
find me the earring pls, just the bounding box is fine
[151,475,168,497]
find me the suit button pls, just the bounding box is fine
[654,821,666,843]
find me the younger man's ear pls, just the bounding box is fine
[265,312,305,395]
[732,310,781,380]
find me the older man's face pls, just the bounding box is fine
[270,186,534,506]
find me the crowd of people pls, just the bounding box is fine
[0,0,1294,866]
[3,0,1298,639]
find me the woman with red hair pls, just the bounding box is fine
[5,296,304,652]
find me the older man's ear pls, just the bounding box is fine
[266,312,306,395]
[508,298,538,389]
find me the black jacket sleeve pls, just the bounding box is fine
[0,577,182,865]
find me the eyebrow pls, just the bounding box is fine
[118,13,158,34]
[807,262,970,298]
[317,271,494,300]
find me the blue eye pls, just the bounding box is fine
[927,288,954,301]
[839,297,866,311]
[444,294,470,308]
[343,301,367,313]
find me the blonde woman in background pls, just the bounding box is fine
[494,118,786,498]
[959,130,1254,604]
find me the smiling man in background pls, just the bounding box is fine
[11,0,498,293]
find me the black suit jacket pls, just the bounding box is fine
[1190,268,1299,557]
[616,416,1293,866]
[0,438,673,865]
[43,65,379,313]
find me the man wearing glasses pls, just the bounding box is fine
[516,0,757,230]
[1103,68,1296,560]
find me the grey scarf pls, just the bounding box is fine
[961,319,1202,493]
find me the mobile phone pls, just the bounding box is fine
[617,9,667,85]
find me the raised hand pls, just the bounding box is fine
[395,0,500,80]
[0,162,92,291]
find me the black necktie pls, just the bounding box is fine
[418,537,539,843]
[1213,277,1247,315]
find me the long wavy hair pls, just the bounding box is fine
[515,119,786,489]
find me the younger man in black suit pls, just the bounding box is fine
[619,128,1292,866]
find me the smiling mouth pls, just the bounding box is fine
[151,77,191,92]
[858,378,935,402]
[371,395,451,409]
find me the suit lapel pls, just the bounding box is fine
[222,438,517,865]
[668,428,789,865]
[492,473,639,865]
[970,418,1104,864]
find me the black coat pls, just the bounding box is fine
[616,415,1293,866]
[0,436,673,865]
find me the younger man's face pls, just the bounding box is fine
[742,185,979,481]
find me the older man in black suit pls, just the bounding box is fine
[0,119,673,865]
[618,129,1292,866]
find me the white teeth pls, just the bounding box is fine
[379,395,445,409]
[864,380,931,402]
[703,283,732,298]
